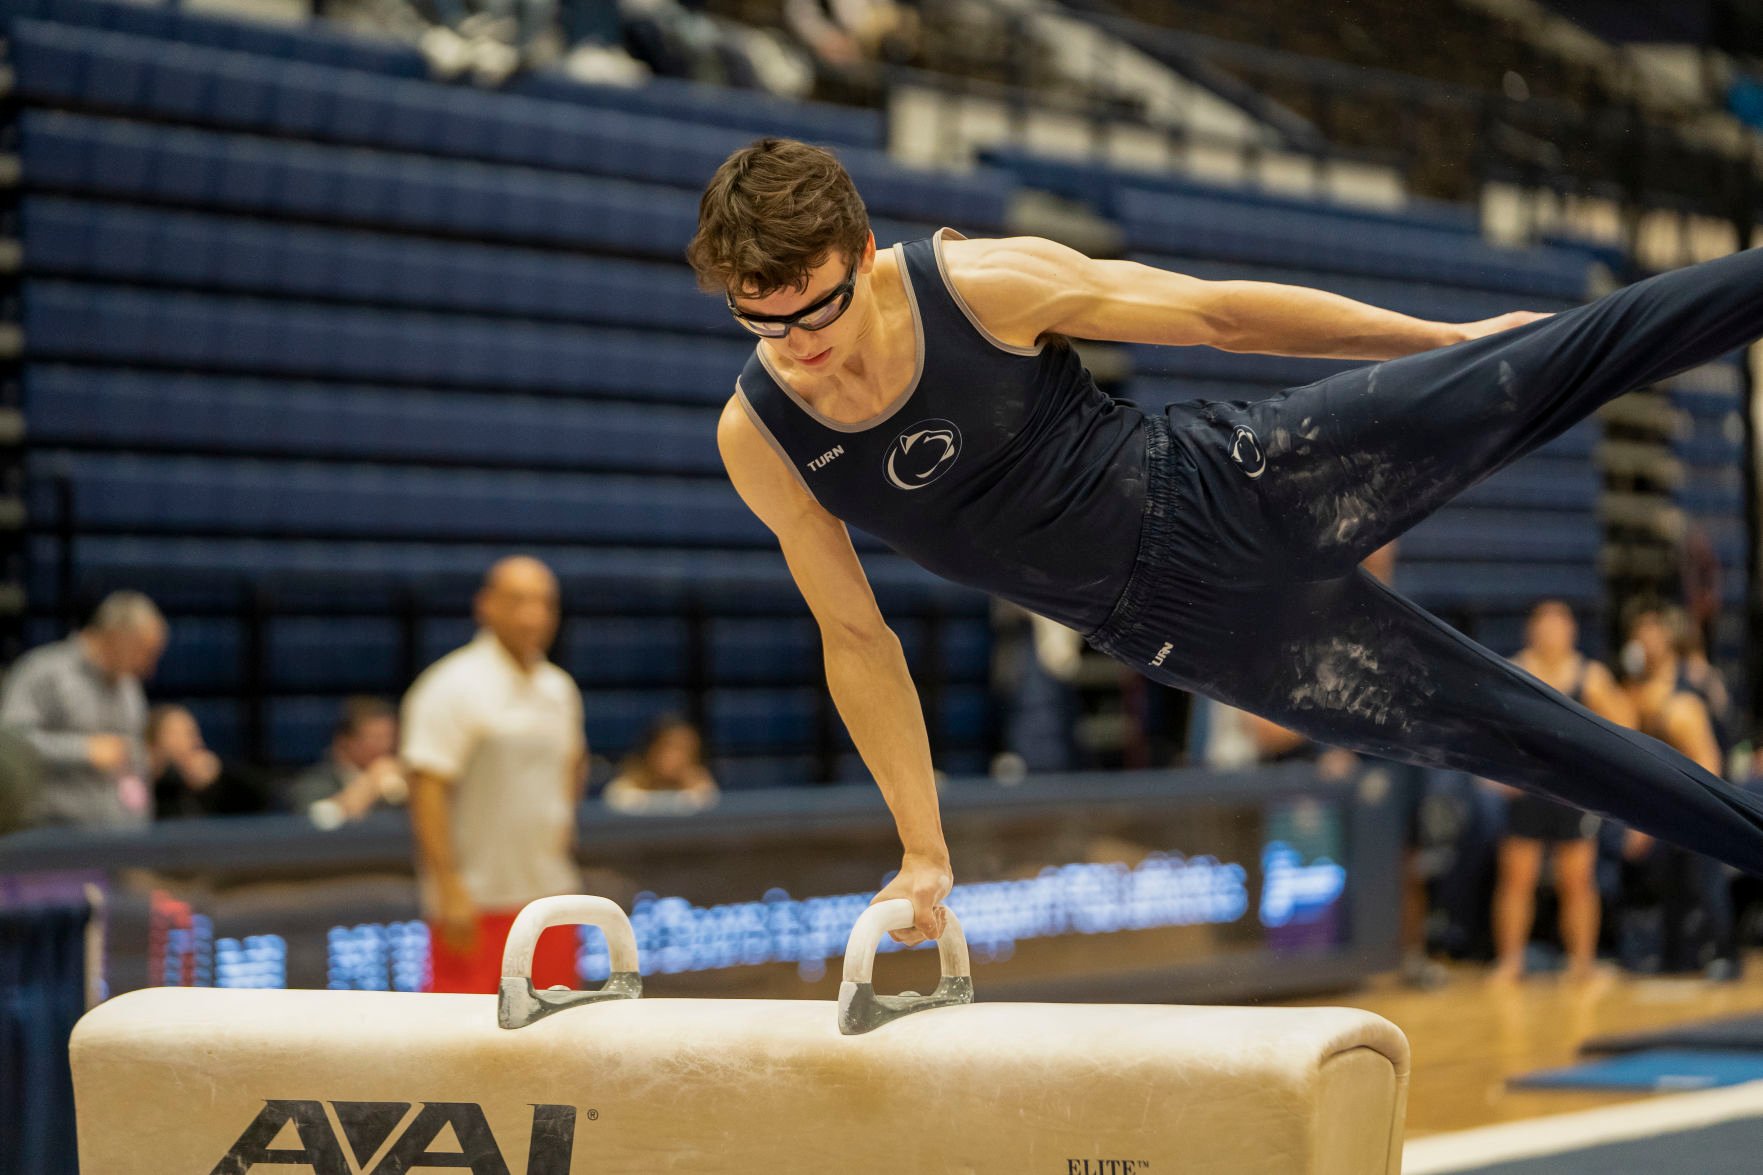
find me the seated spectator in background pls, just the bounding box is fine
[1618,604,1737,977]
[288,697,407,828]
[149,706,275,820]
[0,592,166,829]
[403,556,587,994]
[603,714,719,815]
[1489,601,1634,985]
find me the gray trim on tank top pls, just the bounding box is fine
[930,227,1045,357]
[734,380,820,502]
[752,241,925,435]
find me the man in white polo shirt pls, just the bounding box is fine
[402,556,587,993]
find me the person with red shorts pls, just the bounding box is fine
[402,556,588,992]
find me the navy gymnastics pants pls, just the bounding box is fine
[1089,245,1763,875]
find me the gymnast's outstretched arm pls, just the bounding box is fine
[717,396,954,946]
[938,233,1546,360]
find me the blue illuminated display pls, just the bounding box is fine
[1258,841,1348,930]
[145,834,1351,992]
[582,852,1254,982]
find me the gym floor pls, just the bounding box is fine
[1280,953,1763,1137]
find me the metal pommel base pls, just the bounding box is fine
[498,972,643,1029]
[836,974,974,1035]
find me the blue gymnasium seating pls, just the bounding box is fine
[984,148,1589,297]
[25,281,752,398]
[23,368,725,473]
[0,0,884,147]
[1124,253,1571,325]
[28,452,771,546]
[21,198,739,335]
[18,112,938,260]
[981,146,1481,233]
[25,536,969,605]
[252,688,978,765]
[9,0,1647,771]
[1394,562,1600,608]
[0,0,425,76]
[1398,510,1599,563]
[7,20,1002,226]
[1116,188,1590,299]
[129,612,987,698]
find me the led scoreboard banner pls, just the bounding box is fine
[0,763,1403,1003]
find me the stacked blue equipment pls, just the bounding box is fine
[7,0,1007,782]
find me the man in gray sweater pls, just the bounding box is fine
[0,592,168,829]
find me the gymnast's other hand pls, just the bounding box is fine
[872,851,953,946]
[1455,310,1554,343]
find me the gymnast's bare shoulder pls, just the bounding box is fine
[936,232,1227,351]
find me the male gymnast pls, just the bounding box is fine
[691,138,1763,946]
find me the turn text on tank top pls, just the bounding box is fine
[734,229,1147,634]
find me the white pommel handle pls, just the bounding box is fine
[501,894,639,981]
[841,898,971,985]
[497,895,643,1029]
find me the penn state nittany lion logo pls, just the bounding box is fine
[885,419,962,491]
[1229,425,1266,479]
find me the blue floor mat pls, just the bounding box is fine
[1511,1049,1763,1091]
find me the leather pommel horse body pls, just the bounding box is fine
[72,896,1409,1173]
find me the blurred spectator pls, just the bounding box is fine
[403,556,587,993]
[1617,604,1737,977]
[288,697,407,828]
[1489,601,1634,985]
[0,592,166,829]
[149,706,276,820]
[604,714,719,814]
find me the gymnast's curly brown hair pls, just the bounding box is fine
[687,138,872,298]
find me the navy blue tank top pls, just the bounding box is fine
[735,229,1147,633]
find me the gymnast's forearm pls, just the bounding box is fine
[822,627,948,862]
[1207,281,1463,360]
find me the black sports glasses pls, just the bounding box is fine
[726,261,858,338]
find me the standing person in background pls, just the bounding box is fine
[402,557,588,994]
[288,696,407,828]
[0,591,166,829]
[1490,601,1634,985]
